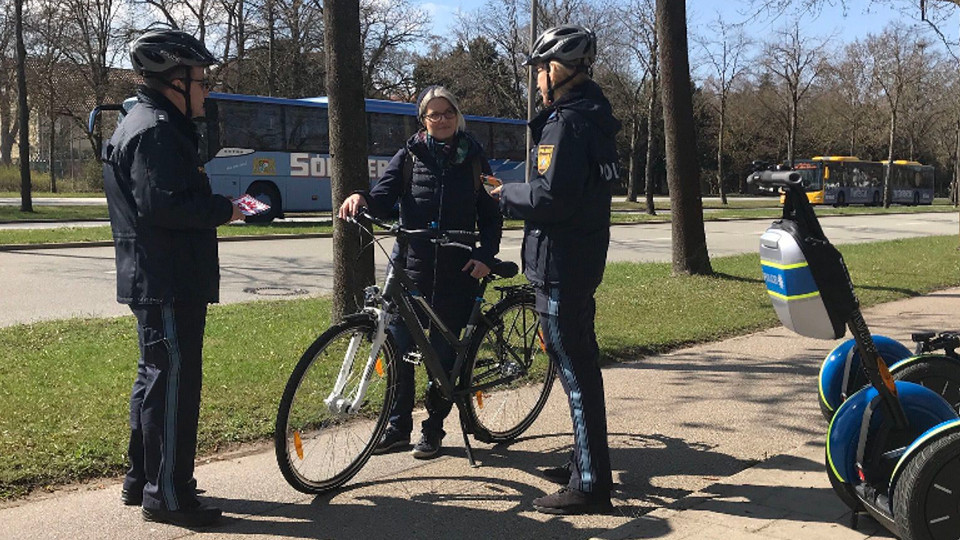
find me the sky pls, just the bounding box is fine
[419,0,959,52]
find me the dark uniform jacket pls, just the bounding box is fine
[500,79,622,295]
[102,87,234,304]
[360,130,502,305]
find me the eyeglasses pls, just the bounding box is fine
[193,78,215,91]
[177,77,215,91]
[423,110,456,122]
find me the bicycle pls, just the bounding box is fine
[274,210,557,494]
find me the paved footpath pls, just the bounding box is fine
[5,289,958,539]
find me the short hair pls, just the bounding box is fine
[142,65,190,92]
[416,85,466,132]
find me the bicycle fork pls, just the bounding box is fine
[324,308,390,415]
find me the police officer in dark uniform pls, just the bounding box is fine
[103,29,243,528]
[491,24,621,515]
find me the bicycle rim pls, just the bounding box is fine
[275,317,396,493]
[467,295,556,441]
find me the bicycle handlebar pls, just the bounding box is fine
[349,208,479,248]
[747,170,802,188]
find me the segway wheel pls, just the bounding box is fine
[891,355,960,414]
[892,430,960,540]
[826,448,861,512]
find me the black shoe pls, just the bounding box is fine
[121,481,203,506]
[372,428,411,455]
[411,431,443,460]
[533,487,613,515]
[121,487,142,506]
[142,504,222,528]
[541,462,572,485]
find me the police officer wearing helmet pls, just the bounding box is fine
[103,29,242,528]
[491,24,621,515]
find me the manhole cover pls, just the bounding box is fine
[243,287,308,297]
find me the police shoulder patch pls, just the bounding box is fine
[537,145,554,174]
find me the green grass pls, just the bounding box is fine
[0,206,110,222]
[1,234,959,499]
[0,221,335,246]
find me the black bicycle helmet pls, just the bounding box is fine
[130,29,218,75]
[524,25,597,67]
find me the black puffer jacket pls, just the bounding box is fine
[500,80,621,294]
[360,130,502,303]
[102,87,234,304]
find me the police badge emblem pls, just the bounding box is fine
[537,145,554,174]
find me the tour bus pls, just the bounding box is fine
[779,156,934,206]
[92,93,527,222]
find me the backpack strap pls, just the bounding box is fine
[472,154,482,193]
[402,150,414,196]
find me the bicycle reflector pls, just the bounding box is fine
[475,391,485,409]
[293,431,304,460]
[375,356,384,377]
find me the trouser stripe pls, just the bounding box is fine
[161,304,181,511]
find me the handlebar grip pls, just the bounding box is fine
[748,170,802,187]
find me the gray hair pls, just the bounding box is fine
[417,85,466,132]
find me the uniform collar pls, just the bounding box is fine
[136,85,198,142]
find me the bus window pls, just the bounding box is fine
[492,123,525,161]
[285,106,329,153]
[468,121,493,158]
[368,112,416,156]
[219,101,285,151]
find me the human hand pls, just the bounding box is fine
[488,185,502,200]
[338,194,368,220]
[230,203,245,222]
[462,259,491,279]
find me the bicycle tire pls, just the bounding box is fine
[464,291,556,442]
[275,314,397,494]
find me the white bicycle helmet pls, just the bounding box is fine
[524,25,597,67]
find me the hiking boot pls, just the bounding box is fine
[532,487,613,515]
[540,461,572,485]
[411,431,443,459]
[372,428,411,455]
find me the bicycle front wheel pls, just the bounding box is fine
[465,291,556,442]
[275,314,397,494]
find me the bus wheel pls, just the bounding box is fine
[872,191,881,206]
[245,182,282,223]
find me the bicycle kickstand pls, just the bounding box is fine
[456,400,480,468]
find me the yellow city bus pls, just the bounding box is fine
[780,156,933,206]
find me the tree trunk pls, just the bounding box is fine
[15,0,31,212]
[267,0,276,96]
[787,98,797,166]
[953,117,959,208]
[656,0,711,275]
[644,40,658,216]
[626,117,640,202]
[48,107,56,193]
[325,0,374,321]
[717,97,726,205]
[883,109,897,208]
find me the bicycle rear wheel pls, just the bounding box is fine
[275,314,397,494]
[465,291,556,442]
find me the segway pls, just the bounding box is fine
[751,170,960,540]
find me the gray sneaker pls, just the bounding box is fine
[411,431,443,459]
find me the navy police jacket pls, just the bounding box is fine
[102,87,234,304]
[500,79,621,293]
[359,131,502,303]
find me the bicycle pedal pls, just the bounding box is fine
[402,352,422,365]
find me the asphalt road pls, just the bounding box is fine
[0,212,955,328]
